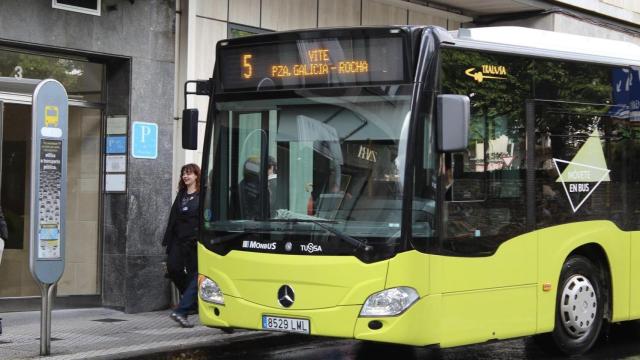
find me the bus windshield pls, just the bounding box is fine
[203,86,418,259]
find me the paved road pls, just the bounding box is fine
[0,308,267,360]
[187,321,640,360]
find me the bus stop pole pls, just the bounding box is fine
[39,282,55,355]
[29,79,68,357]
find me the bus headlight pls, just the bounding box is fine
[360,287,419,317]
[198,275,224,305]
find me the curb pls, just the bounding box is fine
[106,330,288,360]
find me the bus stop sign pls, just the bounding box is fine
[29,79,68,284]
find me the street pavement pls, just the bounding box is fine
[4,307,640,359]
[0,307,277,360]
[209,322,640,360]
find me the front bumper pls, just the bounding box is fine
[199,293,442,346]
[199,294,361,339]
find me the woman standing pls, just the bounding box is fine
[162,163,200,327]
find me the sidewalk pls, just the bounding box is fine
[0,307,274,360]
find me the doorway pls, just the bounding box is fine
[0,102,102,301]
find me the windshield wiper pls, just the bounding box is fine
[269,218,372,252]
[269,218,337,224]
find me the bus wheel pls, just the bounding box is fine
[550,255,605,355]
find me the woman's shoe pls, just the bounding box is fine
[170,312,194,328]
[186,308,199,316]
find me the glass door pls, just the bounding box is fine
[0,103,35,297]
[0,103,102,300]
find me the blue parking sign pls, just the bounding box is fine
[106,135,127,154]
[132,122,158,159]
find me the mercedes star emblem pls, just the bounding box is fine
[278,285,295,308]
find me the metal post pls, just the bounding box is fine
[40,282,55,356]
[29,80,68,357]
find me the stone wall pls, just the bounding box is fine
[0,0,176,313]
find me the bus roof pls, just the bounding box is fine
[451,26,640,67]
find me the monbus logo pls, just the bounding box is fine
[242,241,277,250]
[464,65,508,83]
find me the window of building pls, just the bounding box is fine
[0,48,104,102]
[52,0,101,16]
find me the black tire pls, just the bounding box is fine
[541,255,605,356]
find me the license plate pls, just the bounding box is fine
[262,315,310,334]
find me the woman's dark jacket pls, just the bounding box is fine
[162,189,199,253]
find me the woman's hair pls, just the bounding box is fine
[178,163,201,191]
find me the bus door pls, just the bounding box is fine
[532,100,636,319]
[227,110,294,220]
[231,111,271,220]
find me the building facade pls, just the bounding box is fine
[175,0,640,178]
[0,0,175,313]
[0,0,638,314]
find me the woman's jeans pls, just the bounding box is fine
[174,274,198,316]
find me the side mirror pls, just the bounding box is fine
[437,94,470,152]
[182,108,198,150]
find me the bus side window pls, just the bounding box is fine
[446,114,488,203]
[443,108,527,244]
[447,153,473,201]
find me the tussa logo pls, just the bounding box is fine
[465,64,507,83]
[300,243,323,253]
[242,241,276,250]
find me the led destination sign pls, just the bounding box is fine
[262,49,369,78]
[219,35,407,91]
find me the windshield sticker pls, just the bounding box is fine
[465,65,508,83]
[553,129,611,212]
[300,243,323,254]
[356,145,378,163]
[242,240,277,250]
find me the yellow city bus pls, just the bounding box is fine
[182,26,640,355]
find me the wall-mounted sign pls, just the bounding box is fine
[105,155,126,172]
[105,173,126,192]
[105,116,128,193]
[106,116,127,135]
[106,135,127,154]
[132,121,158,159]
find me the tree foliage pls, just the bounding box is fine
[0,50,84,91]
[441,48,619,142]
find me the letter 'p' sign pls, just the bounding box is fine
[132,121,158,159]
